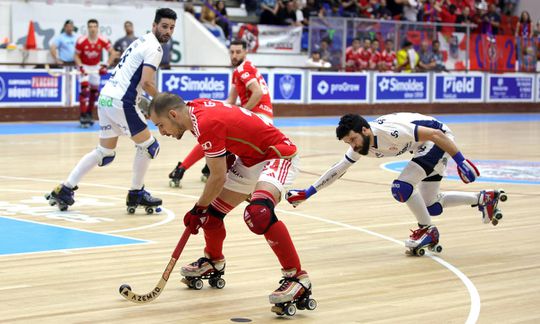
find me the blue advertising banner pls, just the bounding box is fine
[0,69,65,107]
[308,72,368,103]
[160,70,230,101]
[487,74,534,102]
[537,74,540,102]
[433,74,484,102]
[71,73,111,105]
[272,71,304,103]
[374,73,429,103]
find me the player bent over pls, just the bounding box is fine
[149,93,316,316]
[46,8,178,214]
[287,113,507,256]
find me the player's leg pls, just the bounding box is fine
[78,74,90,127]
[87,72,100,126]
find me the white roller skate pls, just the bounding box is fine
[270,269,317,317]
[405,225,443,256]
[180,256,226,290]
[477,189,507,226]
[126,186,162,214]
[45,184,77,211]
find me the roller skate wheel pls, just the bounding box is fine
[271,306,284,316]
[416,248,426,256]
[433,245,443,253]
[155,207,162,213]
[284,303,296,316]
[494,211,503,220]
[169,180,181,188]
[145,206,154,215]
[306,298,317,310]
[127,206,136,214]
[296,299,306,310]
[492,219,499,226]
[214,278,225,289]
[499,190,507,202]
[200,175,208,183]
[59,204,68,211]
[192,279,203,290]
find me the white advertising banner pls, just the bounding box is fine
[11,2,184,63]
[235,24,302,54]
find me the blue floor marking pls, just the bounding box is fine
[1,113,540,135]
[0,216,148,256]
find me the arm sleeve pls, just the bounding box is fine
[239,63,258,86]
[311,148,359,192]
[197,118,227,158]
[143,43,163,70]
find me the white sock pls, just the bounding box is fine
[406,191,432,226]
[65,146,114,188]
[131,137,154,190]
[440,191,479,207]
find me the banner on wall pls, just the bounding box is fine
[469,34,516,72]
[433,74,484,102]
[308,72,368,103]
[160,70,230,101]
[0,70,65,107]
[272,71,304,103]
[11,2,184,64]
[487,74,534,102]
[537,74,540,102]
[234,24,302,54]
[374,73,429,103]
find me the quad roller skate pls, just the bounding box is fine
[200,164,210,183]
[270,269,317,317]
[405,225,443,257]
[45,184,77,211]
[79,112,94,128]
[168,161,186,188]
[126,187,162,214]
[180,256,226,290]
[476,189,507,226]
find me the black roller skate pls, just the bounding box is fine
[84,112,94,127]
[168,161,186,188]
[405,225,443,256]
[270,269,317,317]
[200,164,210,183]
[126,186,162,214]
[476,189,507,226]
[180,256,226,290]
[45,184,77,211]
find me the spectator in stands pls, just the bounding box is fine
[49,19,77,66]
[201,1,228,45]
[244,0,259,16]
[380,38,397,71]
[294,0,306,25]
[402,0,419,22]
[319,38,332,63]
[432,39,446,71]
[303,0,324,23]
[419,0,437,22]
[357,38,372,71]
[370,39,382,70]
[345,37,361,72]
[260,0,281,25]
[184,1,197,18]
[201,0,217,24]
[515,11,532,38]
[396,39,418,72]
[113,21,137,66]
[482,3,501,35]
[357,0,372,18]
[341,0,359,18]
[520,46,537,72]
[278,0,302,26]
[215,1,231,39]
[455,6,472,33]
[417,40,436,71]
[373,0,393,20]
[437,4,457,34]
[306,50,332,68]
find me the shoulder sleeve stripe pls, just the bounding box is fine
[205,149,227,158]
[345,154,356,163]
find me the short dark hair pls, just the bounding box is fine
[154,8,178,24]
[149,92,186,117]
[432,39,440,46]
[336,114,370,140]
[87,19,98,26]
[230,39,247,49]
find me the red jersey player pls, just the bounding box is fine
[380,39,397,72]
[149,93,316,316]
[369,39,382,70]
[345,38,361,72]
[74,19,115,127]
[168,39,273,187]
[357,38,372,71]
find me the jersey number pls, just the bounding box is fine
[110,47,133,78]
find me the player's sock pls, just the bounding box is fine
[406,191,432,226]
[131,136,154,190]
[264,220,302,272]
[79,83,89,114]
[65,146,114,188]
[88,87,99,112]
[439,191,479,207]
[251,189,276,205]
[203,198,234,260]
[182,145,205,170]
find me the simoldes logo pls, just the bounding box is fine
[165,75,226,92]
[0,77,5,101]
[443,77,475,93]
[379,77,424,92]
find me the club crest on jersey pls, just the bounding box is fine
[279,74,295,99]
[201,141,212,150]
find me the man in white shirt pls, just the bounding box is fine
[305,50,331,68]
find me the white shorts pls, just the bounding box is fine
[97,95,147,138]
[224,155,300,199]
[79,64,101,87]
[411,131,455,178]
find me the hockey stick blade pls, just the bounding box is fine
[119,228,191,304]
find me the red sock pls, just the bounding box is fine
[203,198,234,260]
[264,220,301,272]
[79,86,89,114]
[182,145,205,170]
[88,88,99,112]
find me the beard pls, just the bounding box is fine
[231,58,244,67]
[354,134,371,155]
[154,30,170,43]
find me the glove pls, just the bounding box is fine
[78,66,87,75]
[98,64,108,76]
[136,95,151,117]
[453,152,480,184]
[286,186,316,208]
[183,205,208,235]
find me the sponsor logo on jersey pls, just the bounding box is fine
[201,141,212,150]
[278,74,295,99]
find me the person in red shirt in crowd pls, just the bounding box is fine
[516,11,533,69]
[420,0,437,22]
[369,38,382,70]
[149,93,316,315]
[516,11,532,38]
[74,19,115,127]
[168,39,273,187]
[380,39,397,71]
[357,38,372,71]
[436,4,458,34]
[345,37,362,72]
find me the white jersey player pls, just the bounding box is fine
[286,113,507,256]
[46,8,177,214]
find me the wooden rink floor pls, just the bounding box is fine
[1,117,540,323]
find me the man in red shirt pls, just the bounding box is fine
[380,39,397,71]
[357,38,372,71]
[369,39,382,70]
[345,37,361,72]
[169,39,273,187]
[150,93,315,315]
[74,19,115,127]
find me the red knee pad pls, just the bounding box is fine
[243,199,278,235]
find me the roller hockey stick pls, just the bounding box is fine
[119,228,191,304]
[44,64,99,77]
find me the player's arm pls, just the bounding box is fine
[286,152,357,207]
[243,80,263,110]
[105,45,116,67]
[226,86,239,105]
[140,66,158,98]
[197,156,228,207]
[416,126,480,183]
[49,39,61,64]
[74,51,82,67]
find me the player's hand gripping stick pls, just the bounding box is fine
[286,186,316,208]
[183,205,208,235]
[453,152,480,183]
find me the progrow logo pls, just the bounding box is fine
[310,73,368,102]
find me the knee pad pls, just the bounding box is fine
[96,145,115,167]
[138,137,160,159]
[391,179,414,202]
[427,202,443,216]
[243,199,278,235]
